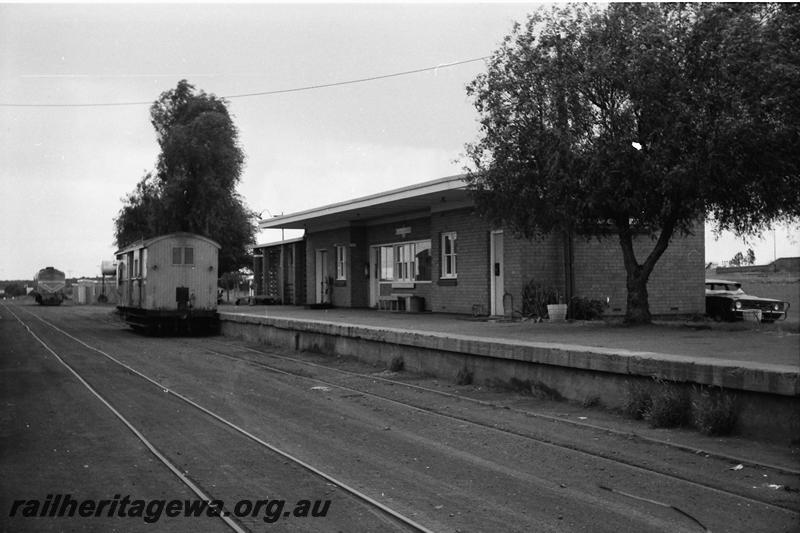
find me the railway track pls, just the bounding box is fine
[3,303,431,533]
[6,302,800,532]
[188,338,800,513]
[197,337,800,477]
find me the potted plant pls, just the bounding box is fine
[522,281,567,321]
[546,289,568,322]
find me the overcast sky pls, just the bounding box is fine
[1,2,797,280]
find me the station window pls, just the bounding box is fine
[335,245,347,281]
[441,232,457,278]
[380,246,394,281]
[378,240,431,282]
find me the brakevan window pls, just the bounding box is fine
[378,240,431,282]
[335,245,347,281]
[441,232,457,278]
[172,247,194,265]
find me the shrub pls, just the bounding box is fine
[388,356,404,372]
[522,281,559,318]
[644,379,693,428]
[455,366,473,385]
[623,380,652,420]
[694,387,739,436]
[507,378,563,400]
[569,297,606,320]
[582,395,601,408]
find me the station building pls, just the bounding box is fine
[256,175,705,317]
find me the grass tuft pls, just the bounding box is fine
[693,387,739,436]
[644,379,693,428]
[388,356,404,372]
[623,380,652,420]
[455,366,473,386]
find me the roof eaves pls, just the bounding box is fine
[259,174,467,229]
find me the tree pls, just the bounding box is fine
[748,248,756,266]
[114,171,161,248]
[464,3,800,324]
[730,248,757,267]
[114,80,257,274]
[2,283,26,297]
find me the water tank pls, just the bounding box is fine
[101,260,117,276]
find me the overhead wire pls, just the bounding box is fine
[0,56,489,108]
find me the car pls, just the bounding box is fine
[705,279,790,323]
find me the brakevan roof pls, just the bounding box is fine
[259,174,471,231]
[115,232,221,255]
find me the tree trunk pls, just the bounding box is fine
[625,266,652,325]
[617,217,677,325]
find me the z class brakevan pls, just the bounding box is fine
[115,233,220,334]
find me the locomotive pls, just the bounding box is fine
[32,267,66,305]
[115,232,220,333]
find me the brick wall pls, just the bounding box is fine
[286,241,307,305]
[503,233,565,313]
[366,217,433,310]
[429,209,492,314]
[305,227,355,306]
[571,224,705,316]
[365,217,431,244]
[302,212,704,317]
[348,227,369,307]
[491,225,704,318]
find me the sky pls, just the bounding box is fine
[1,2,797,281]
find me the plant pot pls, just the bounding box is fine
[547,303,568,322]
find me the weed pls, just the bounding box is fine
[507,378,563,400]
[582,395,602,408]
[693,387,739,436]
[623,381,652,420]
[388,356,404,372]
[455,366,473,386]
[644,379,693,428]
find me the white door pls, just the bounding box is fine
[315,250,329,304]
[490,231,504,316]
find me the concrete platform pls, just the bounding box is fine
[219,305,800,441]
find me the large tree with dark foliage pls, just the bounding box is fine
[464,3,800,324]
[115,80,256,274]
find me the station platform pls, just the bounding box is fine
[218,305,799,441]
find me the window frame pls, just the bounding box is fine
[172,246,195,266]
[335,244,347,281]
[377,239,432,284]
[440,232,457,279]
